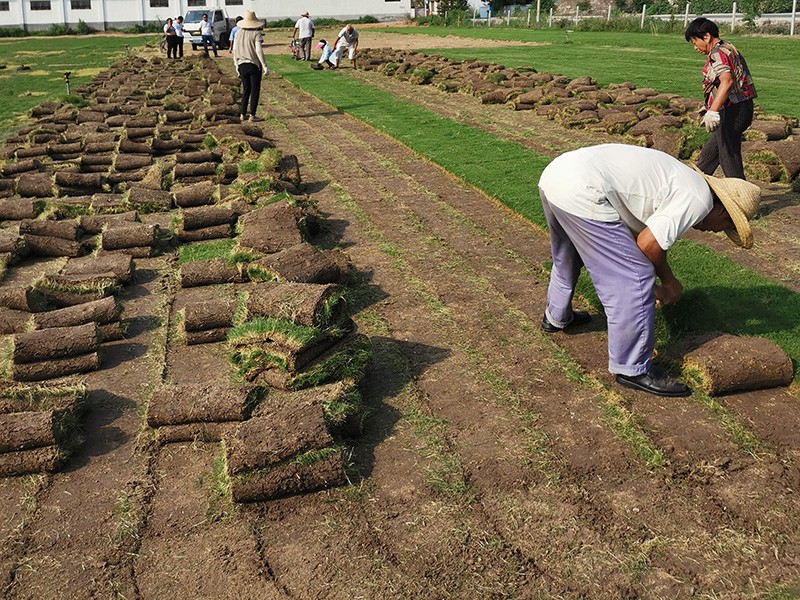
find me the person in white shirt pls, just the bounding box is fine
[174,16,184,58]
[200,13,218,57]
[333,23,359,69]
[163,17,177,59]
[538,143,760,397]
[292,11,315,61]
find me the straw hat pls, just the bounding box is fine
[239,10,264,29]
[693,167,761,248]
[301,11,310,17]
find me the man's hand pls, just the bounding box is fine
[263,66,269,76]
[655,278,683,305]
[701,110,720,132]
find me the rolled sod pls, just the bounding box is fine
[22,234,85,258]
[98,321,124,342]
[19,218,81,241]
[12,352,100,382]
[228,448,345,503]
[0,230,26,255]
[175,150,221,164]
[183,299,236,332]
[180,258,246,288]
[177,224,233,243]
[91,193,125,212]
[0,308,32,334]
[113,154,152,171]
[47,142,82,157]
[117,138,151,155]
[15,147,48,159]
[186,328,230,345]
[32,296,119,330]
[173,181,218,208]
[180,206,236,231]
[83,141,117,154]
[146,383,256,427]
[0,198,43,220]
[0,286,49,312]
[156,421,237,444]
[102,223,157,250]
[16,173,55,198]
[13,322,99,364]
[684,334,795,395]
[151,138,184,154]
[127,188,173,212]
[248,243,348,284]
[63,253,134,284]
[97,246,151,259]
[0,411,57,452]
[1,158,42,176]
[173,162,219,179]
[0,383,85,414]
[34,274,118,307]
[80,211,139,235]
[246,283,345,328]
[0,445,61,476]
[225,402,332,475]
[54,172,105,192]
[237,202,304,254]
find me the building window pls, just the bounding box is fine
[149,0,167,6]
[187,0,203,6]
[226,0,243,5]
[71,0,90,8]
[0,2,9,10]
[30,1,52,9]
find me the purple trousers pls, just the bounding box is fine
[541,190,655,376]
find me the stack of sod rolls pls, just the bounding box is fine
[10,322,101,382]
[0,383,86,476]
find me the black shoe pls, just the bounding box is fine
[541,311,591,333]
[616,368,691,398]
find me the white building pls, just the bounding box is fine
[0,0,412,31]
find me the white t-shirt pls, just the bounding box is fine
[295,16,314,38]
[174,22,184,36]
[200,20,212,36]
[336,26,358,47]
[538,144,713,250]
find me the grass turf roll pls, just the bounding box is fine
[246,282,345,328]
[155,421,238,444]
[79,211,139,235]
[13,322,99,364]
[19,218,81,241]
[0,198,44,220]
[247,243,347,284]
[146,383,257,427]
[32,296,119,330]
[12,352,100,382]
[22,234,85,258]
[0,445,61,476]
[0,411,57,452]
[179,258,246,288]
[236,202,304,254]
[101,223,157,250]
[63,253,134,284]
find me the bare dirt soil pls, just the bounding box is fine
[2,33,800,599]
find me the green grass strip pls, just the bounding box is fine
[273,56,800,374]
[177,238,236,264]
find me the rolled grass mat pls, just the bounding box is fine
[0,308,32,334]
[0,411,56,452]
[33,274,118,307]
[146,383,256,427]
[63,253,133,284]
[174,162,219,178]
[0,382,85,414]
[102,223,157,250]
[13,322,99,364]
[156,421,237,444]
[22,234,84,258]
[19,218,80,241]
[1,158,42,177]
[0,230,26,255]
[0,286,49,312]
[54,172,105,192]
[12,352,100,382]
[0,198,44,220]
[229,448,345,503]
[186,327,230,345]
[151,138,184,154]
[225,402,332,475]
[124,127,155,139]
[181,206,236,231]
[246,283,345,328]
[91,193,125,212]
[97,246,151,259]
[180,258,246,288]
[83,142,117,154]
[163,110,194,123]
[127,188,173,212]
[15,147,48,159]
[237,202,303,254]
[172,181,218,207]
[32,296,119,330]
[98,321,124,342]
[113,154,152,171]
[177,224,232,243]
[16,173,55,198]
[117,138,151,155]
[0,445,61,476]
[80,211,139,235]
[175,150,221,164]
[50,195,94,217]
[683,334,795,395]
[183,299,236,332]
[248,243,347,284]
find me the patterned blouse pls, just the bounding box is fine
[702,40,757,108]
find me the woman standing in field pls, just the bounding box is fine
[163,17,178,59]
[232,10,269,122]
[685,17,757,179]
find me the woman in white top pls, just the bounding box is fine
[163,18,177,59]
[232,10,269,122]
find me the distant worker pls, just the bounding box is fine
[538,144,760,398]
[333,23,359,69]
[174,15,185,58]
[229,15,243,54]
[312,39,336,70]
[200,13,219,58]
[685,17,757,179]
[232,10,269,122]
[163,17,178,59]
[292,11,315,61]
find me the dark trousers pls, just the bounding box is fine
[238,62,262,117]
[300,36,312,60]
[696,99,754,179]
[166,35,178,58]
[177,36,184,57]
[202,34,218,57]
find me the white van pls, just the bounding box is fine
[183,8,232,50]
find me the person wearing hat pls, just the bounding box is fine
[538,143,760,397]
[313,39,336,70]
[232,10,269,122]
[333,23,359,69]
[292,11,315,61]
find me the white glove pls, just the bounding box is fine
[263,66,269,76]
[701,110,720,132]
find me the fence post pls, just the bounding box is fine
[607,5,612,20]
[792,0,797,35]
[731,1,736,30]
[684,2,690,25]
[507,7,511,25]
[527,8,531,26]
[548,7,553,26]
[487,7,491,26]
[575,5,579,24]
[536,0,541,23]
[640,3,646,28]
